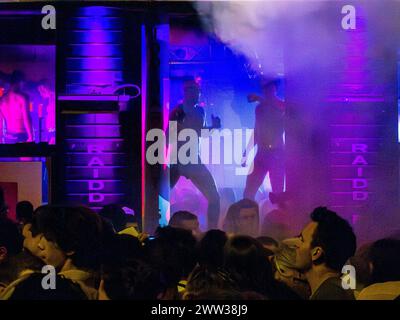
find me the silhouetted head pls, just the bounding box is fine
[0,216,23,264]
[144,226,197,290]
[16,201,34,225]
[367,238,400,284]
[184,265,239,300]
[99,204,127,233]
[183,79,200,105]
[9,70,24,91]
[99,259,165,300]
[198,229,228,268]
[224,199,259,237]
[224,235,275,297]
[169,210,201,239]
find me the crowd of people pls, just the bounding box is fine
[1,187,400,300]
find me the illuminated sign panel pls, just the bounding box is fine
[64,114,128,210]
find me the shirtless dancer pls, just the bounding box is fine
[169,79,221,229]
[0,72,33,143]
[243,79,285,200]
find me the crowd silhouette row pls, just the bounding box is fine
[0,188,400,300]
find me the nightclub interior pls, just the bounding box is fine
[0,1,399,240]
[1,0,400,302]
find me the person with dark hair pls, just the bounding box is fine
[347,242,372,296]
[223,199,260,237]
[284,207,356,300]
[101,233,143,268]
[31,205,104,270]
[242,78,285,200]
[143,226,197,299]
[99,204,143,240]
[0,216,22,264]
[99,259,165,300]
[22,222,42,258]
[99,204,128,233]
[169,210,201,239]
[183,265,240,300]
[223,235,286,299]
[25,205,107,299]
[357,239,400,300]
[169,79,221,229]
[0,70,33,143]
[198,230,228,269]
[16,201,34,225]
[7,273,87,300]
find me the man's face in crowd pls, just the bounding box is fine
[23,224,67,269]
[237,207,259,237]
[22,224,42,258]
[285,222,318,272]
[36,235,67,269]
